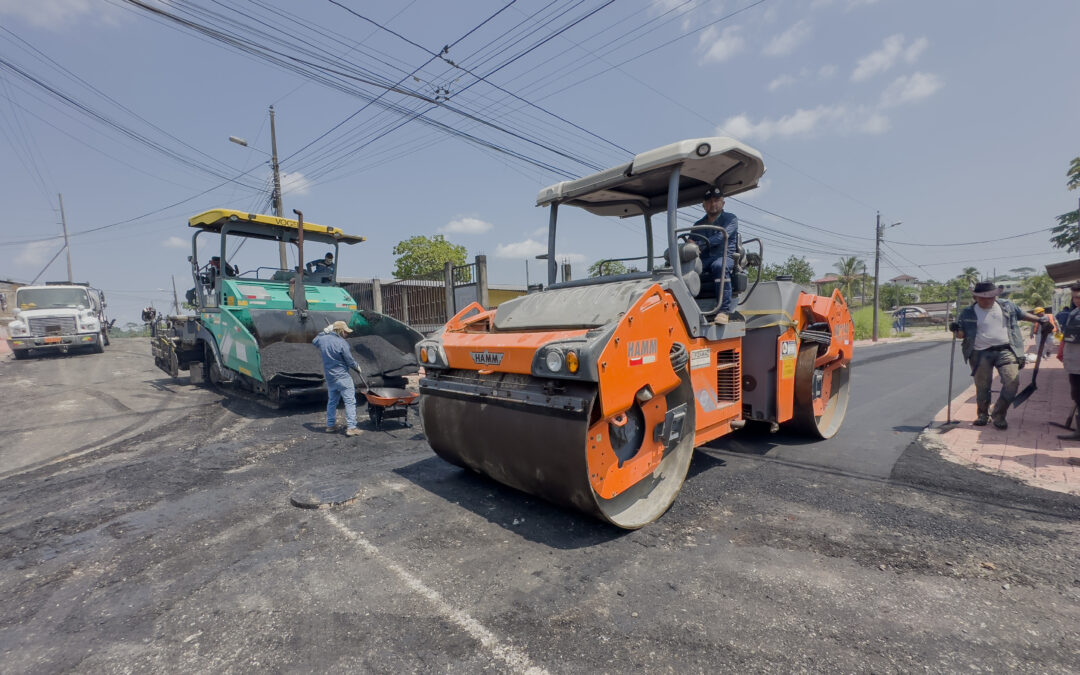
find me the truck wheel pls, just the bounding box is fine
[12,350,28,360]
[91,339,105,354]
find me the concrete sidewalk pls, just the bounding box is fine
[925,337,1080,496]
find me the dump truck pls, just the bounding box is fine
[150,209,421,403]
[6,282,111,358]
[416,138,853,528]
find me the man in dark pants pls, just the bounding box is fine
[1055,283,1080,442]
[313,320,363,437]
[693,186,739,325]
[950,281,1047,429]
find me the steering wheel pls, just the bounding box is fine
[678,231,711,256]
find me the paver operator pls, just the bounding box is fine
[949,282,1047,429]
[693,186,740,325]
[313,320,363,437]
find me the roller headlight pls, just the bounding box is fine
[566,350,579,373]
[544,350,563,372]
[8,321,28,337]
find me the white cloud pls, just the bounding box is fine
[0,0,123,29]
[721,105,888,141]
[851,34,928,82]
[879,72,943,108]
[494,238,583,263]
[163,236,189,249]
[698,25,745,64]
[495,239,546,258]
[763,20,812,57]
[768,74,797,92]
[818,64,837,79]
[440,217,493,235]
[280,171,311,196]
[16,241,58,267]
[859,113,891,134]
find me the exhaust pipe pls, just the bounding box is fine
[292,209,308,312]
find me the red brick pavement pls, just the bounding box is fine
[928,338,1079,496]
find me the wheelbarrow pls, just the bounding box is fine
[356,371,419,429]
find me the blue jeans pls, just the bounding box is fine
[707,256,735,313]
[327,374,357,429]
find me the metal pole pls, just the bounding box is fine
[872,211,881,341]
[58,193,72,282]
[270,106,288,270]
[546,203,558,286]
[171,275,180,314]
[946,288,960,424]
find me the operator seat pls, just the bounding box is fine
[665,241,702,296]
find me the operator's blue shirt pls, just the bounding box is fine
[313,331,359,381]
[693,211,739,263]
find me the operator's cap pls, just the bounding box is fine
[325,252,333,259]
[331,320,352,334]
[703,186,724,199]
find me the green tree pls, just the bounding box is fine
[1050,156,1080,253]
[588,260,631,277]
[957,266,979,289]
[392,235,467,279]
[1017,273,1054,308]
[833,256,864,303]
[879,283,918,310]
[759,255,814,285]
[1009,266,1036,279]
[917,280,947,303]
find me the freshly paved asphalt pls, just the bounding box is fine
[722,339,958,478]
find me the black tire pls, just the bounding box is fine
[12,350,29,360]
[91,339,105,354]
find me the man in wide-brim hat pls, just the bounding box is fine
[950,281,1048,429]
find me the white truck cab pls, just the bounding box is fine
[6,283,111,358]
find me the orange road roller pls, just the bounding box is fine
[416,138,853,528]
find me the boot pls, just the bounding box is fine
[990,401,1008,429]
[713,312,729,325]
[973,403,989,426]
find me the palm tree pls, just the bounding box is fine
[958,266,979,289]
[833,256,864,304]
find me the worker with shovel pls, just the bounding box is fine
[313,320,364,437]
[1054,283,1080,442]
[949,282,1047,429]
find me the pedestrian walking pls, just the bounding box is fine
[949,282,1048,429]
[1055,283,1080,441]
[313,320,363,437]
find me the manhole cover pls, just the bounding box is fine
[289,482,360,509]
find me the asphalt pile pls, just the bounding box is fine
[347,335,417,378]
[259,342,324,381]
[258,335,417,383]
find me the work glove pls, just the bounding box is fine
[322,324,335,334]
[948,321,960,333]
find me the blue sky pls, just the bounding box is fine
[1,0,1077,324]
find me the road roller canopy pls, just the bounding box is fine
[188,209,366,245]
[536,138,765,218]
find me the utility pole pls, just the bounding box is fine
[171,275,180,314]
[872,212,881,342]
[58,193,72,282]
[269,105,288,271]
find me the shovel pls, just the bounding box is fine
[1012,327,1050,408]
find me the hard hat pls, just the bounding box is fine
[1034,307,1045,314]
[331,320,352,334]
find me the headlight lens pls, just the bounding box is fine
[544,350,563,372]
[420,347,428,363]
[9,321,28,336]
